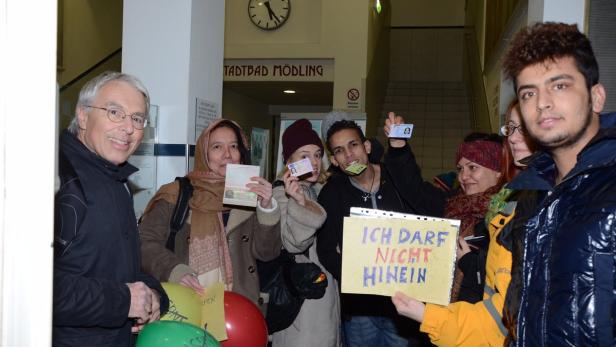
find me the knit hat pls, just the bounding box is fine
[282,119,324,163]
[455,140,502,172]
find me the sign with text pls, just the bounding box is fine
[195,98,219,140]
[341,208,459,306]
[223,59,334,82]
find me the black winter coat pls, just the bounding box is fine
[53,131,168,347]
[317,165,420,318]
[509,113,616,347]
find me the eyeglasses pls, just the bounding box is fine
[86,105,148,129]
[500,122,523,137]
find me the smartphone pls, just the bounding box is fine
[463,235,486,246]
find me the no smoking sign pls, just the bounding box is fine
[347,88,360,101]
[346,88,360,109]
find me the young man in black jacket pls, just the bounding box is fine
[54,71,168,346]
[501,22,616,346]
[317,119,443,347]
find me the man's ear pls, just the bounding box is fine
[591,83,606,114]
[76,106,89,130]
[363,139,372,154]
[330,155,339,167]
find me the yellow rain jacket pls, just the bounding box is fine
[419,209,515,346]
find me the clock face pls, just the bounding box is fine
[248,0,291,31]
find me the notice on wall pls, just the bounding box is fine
[346,88,361,109]
[195,98,219,139]
[341,208,459,306]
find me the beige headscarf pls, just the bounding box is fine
[144,119,249,289]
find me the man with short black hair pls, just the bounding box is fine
[317,117,440,347]
[502,22,616,346]
[54,71,168,346]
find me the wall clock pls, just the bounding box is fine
[248,0,291,31]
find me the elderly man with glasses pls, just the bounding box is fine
[54,71,168,346]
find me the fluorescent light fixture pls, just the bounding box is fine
[283,90,296,94]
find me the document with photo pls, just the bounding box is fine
[288,157,313,177]
[223,164,260,207]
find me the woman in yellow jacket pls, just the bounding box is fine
[391,100,533,347]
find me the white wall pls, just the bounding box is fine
[122,0,225,193]
[0,1,56,345]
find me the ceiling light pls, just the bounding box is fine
[283,90,296,94]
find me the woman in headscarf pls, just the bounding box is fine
[385,111,504,303]
[446,132,504,303]
[139,119,281,312]
[391,100,536,347]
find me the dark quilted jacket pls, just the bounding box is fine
[508,113,616,347]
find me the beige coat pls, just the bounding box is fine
[139,198,281,312]
[270,184,341,347]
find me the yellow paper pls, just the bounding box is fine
[341,216,458,305]
[200,282,227,341]
[160,282,201,326]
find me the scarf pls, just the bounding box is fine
[144,119,248,289]
[445,184,501,302]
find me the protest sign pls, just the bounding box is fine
[341,208,459,305]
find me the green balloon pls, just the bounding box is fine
[136,321,221,347]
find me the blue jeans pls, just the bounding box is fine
[343,315,409,347]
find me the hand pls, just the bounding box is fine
[391,291,426,323]
[149,290,161,321]
[132,290,162,333]
[247,177,273,209]
[384,112,406,148]
[179,273,204,294]
[456,236,472,260]
[127,282,153,324]
[282,171,306,206]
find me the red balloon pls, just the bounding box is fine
[221,291,268,347]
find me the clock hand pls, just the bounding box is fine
[264,1,279,22]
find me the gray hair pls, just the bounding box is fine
[320,110,352,140]
[68,71,150,135]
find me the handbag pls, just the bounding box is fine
[257,249,328,333]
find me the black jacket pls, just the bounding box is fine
[509,113,616,347]
[317,165,411,318]
[53,131,168,347]
[383,144,452,217]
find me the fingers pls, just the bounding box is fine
[282,171,299,189]
[179,274,204,294]
[384,112,395,136]
[127,282,154,322]
[391,291,425,322]
[458,237,471,252]
[132,324,144,333]
[383,112,405,143]
[392,291,411,305]
[249,176,270,186]
[456,237,471,259]
[247,177,273,204]
[150,290,161,321]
